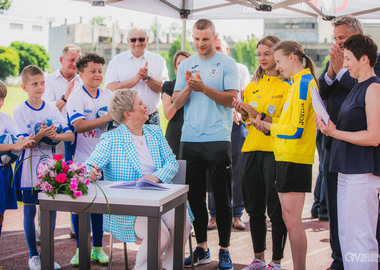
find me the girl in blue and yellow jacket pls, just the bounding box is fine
[250,40,318,270]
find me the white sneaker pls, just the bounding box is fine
[28,255,61,270]
[267,261,281,270]
[54,261,61,270]
[29,256,41,270]
[242,258,266,270]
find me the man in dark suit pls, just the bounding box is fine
[319,16,380,270]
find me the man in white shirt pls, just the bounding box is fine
[105,27,168,125]
[43,44,82,119]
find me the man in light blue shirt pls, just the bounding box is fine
[173,18,239,270]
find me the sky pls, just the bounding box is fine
[6,0,264,40]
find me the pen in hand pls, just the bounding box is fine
[87,163,102,180]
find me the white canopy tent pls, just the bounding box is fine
[74,0,380,48]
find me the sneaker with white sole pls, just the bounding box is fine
[29,256,41,270]
[242,258,267,270]
[267,261,281,270]
[218,249,233,270]
[184,247,211,267]
[28,256,61,270]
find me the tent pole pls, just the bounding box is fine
[181,18,187,50]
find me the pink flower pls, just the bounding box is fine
[85,178,90,185]
[67,160,73,164]
[53,154,63,161]
[40,181,54,193]
[49,171,57,178]
[48,159,57,167]
[37,163,49,175]
[74,191,82,198]
[56,173,67,184]
[70,182,78,191]
[63,165,70,173]
[37,173,44,179]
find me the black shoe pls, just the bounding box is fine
[311,209,318,218]
[318,212,329,221]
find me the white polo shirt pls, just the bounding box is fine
[43,69,82,117]
[105,50,168,115]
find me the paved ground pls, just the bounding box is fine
[0,156,333,269]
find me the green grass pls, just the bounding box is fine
[2,84,169,134]
[2,85,27,117]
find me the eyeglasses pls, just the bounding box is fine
[255,52,272,58]
[129,38,146,43]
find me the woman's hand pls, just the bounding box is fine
[138,174,160,183]
[247,115,270,134]
[232,97,248,118]
[89,163,102,181]
[315,114,337,137]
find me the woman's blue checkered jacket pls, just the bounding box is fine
[85,124,191,243]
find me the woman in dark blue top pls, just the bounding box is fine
[316,34,380,270]
[161,50,191,158]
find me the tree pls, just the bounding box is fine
[0,46,20,80]
[90,16,111,26]
[168,22,181,39]
[150,17,162,53]
[10,42,50,72]
[165,36,193,80]
[0,0,12,10]
[321,55,330,75]
[231,36,259,75]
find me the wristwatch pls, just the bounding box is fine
[144,75,151,82]
[61,95,67,103]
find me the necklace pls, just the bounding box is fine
[132,134,145,146]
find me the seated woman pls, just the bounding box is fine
[86,88,192,270]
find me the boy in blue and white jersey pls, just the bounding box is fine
[66,53,112,266]
[13,65,75,270]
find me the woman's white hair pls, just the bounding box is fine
[108,88,138,124]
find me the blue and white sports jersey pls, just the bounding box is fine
[66,86,113,164]
[174,52,239,142]
[0,112,19,137]
[13,101,71,189]
[0,112,20,167]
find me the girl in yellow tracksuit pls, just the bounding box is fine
[251,40,318,270]
[233,36,290,270]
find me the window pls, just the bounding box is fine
[9,23,23,30]
[32,25,43,32]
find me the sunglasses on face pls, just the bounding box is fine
[129,38,146,43]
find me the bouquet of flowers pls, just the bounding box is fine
[36,154,90,199]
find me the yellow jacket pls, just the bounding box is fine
[270,68,317,165]
[242,74,291,152]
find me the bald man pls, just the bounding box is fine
[105,26,168,125]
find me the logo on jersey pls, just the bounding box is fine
[250,102,258,108]
[267,105,276,115]
[283,102,289,112]
[84,109,92,113]
[191,64,199,69]
[209,68,218,77]
[252,90,259,94]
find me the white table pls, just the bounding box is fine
[39,181,189,269]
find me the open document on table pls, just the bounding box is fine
[310,86,329,125]
[107,179,169,190]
